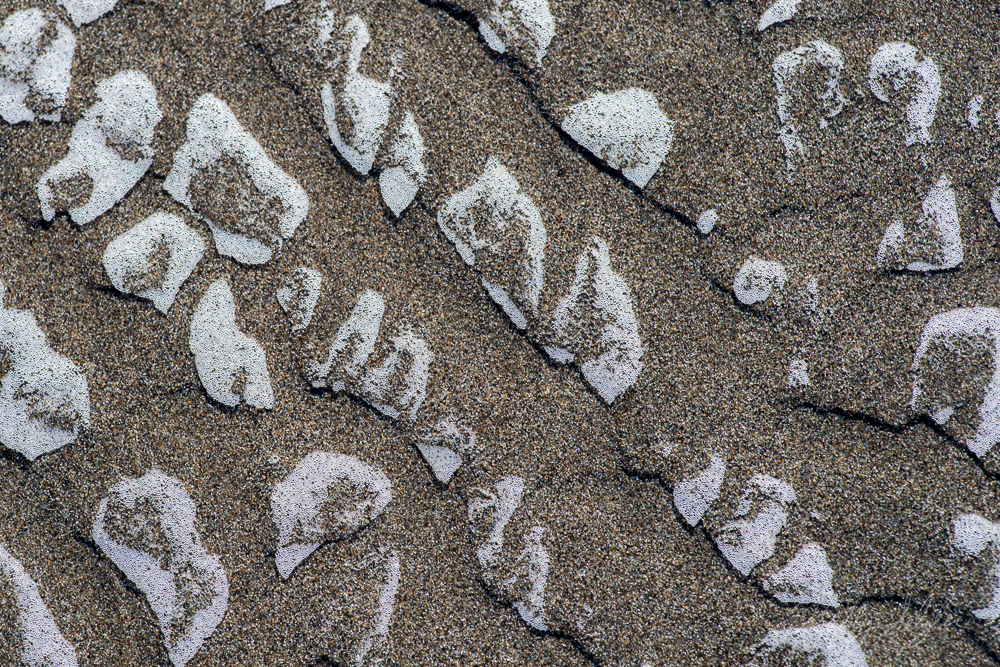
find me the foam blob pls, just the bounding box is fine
[733,256,787,306]
[320,16,394,175]
[308,289,385,392]
[773,41,845,172]
[560,89,674,188]
[787,359,810,387]
[417,415,476,484]
[869,42,941,146]
[263,0,291,10]
[270,451,392,579]
[673,454,726,527]
[969,95,984,129]
[164,93,309,265]
[352,549,401,666]
[38,70,161,225]
[477,0,555,67]
[0,9,76,124]
[276,266,322,332]
[189,278,274,409]
[438,156,546,330]
[715,474,796,576]
[509,526,550,631]
[0,282,90,461]
[359,327,433,421]
[757,0,800,31]
[765,542,839,607]
[378,112,427,217]
[0,541,79,666]
[102,212,206,314]
[953,513,1000,621]
[548,237,643,405]
[876,176,962,271]
[92,470,229,667]
[468,476,525,569]
[696,209,718,235]
[992,183,1000,226]
[911,307,1000,460]
[750,623,866,667]
[58,0,120,26]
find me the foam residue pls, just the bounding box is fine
[270,451,392,579]
[969,95,984,129]
[757,0,800,31]
[877,176,962,271]
[353,549,401,666]
[477,0,555,67]
[560,89,673,188]
[696,209,718,235]
[911,307,1000,459]
[750,623,867,667]
[788,359,810,387]
[715,474,796,576]
[0,541,79,666]
[468,476,525,569]
[733,256,787,306]
[550,237,643,405]
[508,526,550,631]
[360,327,433,421]
[38,70,161,225]
[992,183,1000,226]
[673,454,726,527]
[417,415,476,484]
[164,93,309,265]
[379,112,427,217]
[0,282,90,461]
[308,289,384,391]
[869,42,941,146]
[276,266,322,332]
[263,0,292,10]
[0,9,76,124]
[772,41,845,173]
[102,212,206,314]
[765,542,839,607]
[952,513,1000,621]
[321,16,394,175]
[189,278,274,409]
[91,470,229,667]
[57,0,119,26]
[438,156,546,331]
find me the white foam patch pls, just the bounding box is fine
[696,209,718,235]
[0,541,79,667]
[164,93,309,265]
[765,542,839,607]
[468,476,525,569]
[715,474,796,576]
[438,156,546,330]
[102,212,205,314]
[561,89,673,188]
[263,0,292,10]
[360,327,433,421]
[353,549,401,666]
[0,9,75,124]
[773,40,845,174]
[992,183,1000,227]
[508,526,549,631]
[788,359,810,387]
[321,16,393,175]
[969,95,984,129]
[276,266,322,332]
[92,470,229,667]
[734,256,787,305]
[757,0,800,31]
[953,513,1000,621]
[270,451,392,579]
[877,176,962,271]
[673,454,726,527]
[416,444,463,485]
[417,415,476,484]
[379,112,427,217]
[869,42,941,146]
[38,70,161,225]
[189,278,274,409]
[551,237,643,404]
[0,281,90,461]
[911,307,1000,459]
[751,623,866,667]
[308,289,384,391]
[477,0,555,67]
[58,0,119,26]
